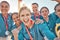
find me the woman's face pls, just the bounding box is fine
[0,2,9,14]
[41,8,49,17]
[55,5,60,17]
[12,14,20,25]
[20,9,31,24]
[32,4,38,13]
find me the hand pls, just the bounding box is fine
[35,18,44,24]
[12,29,18,40]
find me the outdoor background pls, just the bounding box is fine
[0,0,58,13]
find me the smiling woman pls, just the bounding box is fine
[0,1,15,40]
[0,0,58,40]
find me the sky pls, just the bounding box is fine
[0,0,58,13]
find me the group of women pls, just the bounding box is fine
[0,0,60,40]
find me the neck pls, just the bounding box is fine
[16,23,20,28]
[34,13,39,16]
[44,16,49,22]
[2,14,8,18]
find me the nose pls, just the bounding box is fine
[24,16,27,19]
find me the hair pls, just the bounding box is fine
[0,1,10,6]
[40,7,49,13]
[54,3,60,11]
[11,12,18,18]
[19,7,31,16]
[32,3,39,7]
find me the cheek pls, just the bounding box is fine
[20,17,24,22]
[56,12,60,15]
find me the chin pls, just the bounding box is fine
[24,21,28,23]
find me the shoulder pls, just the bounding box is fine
[49,12,56,17]
[0,13,2,16]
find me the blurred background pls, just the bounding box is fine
[0,0,58,13]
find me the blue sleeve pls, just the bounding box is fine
[18,23,25,40]
[38,23,56,40]
[49,13,56,28]
[10,16,16,31]
[18,29,24,40]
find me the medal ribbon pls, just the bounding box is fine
[25,20,33,40]
[34,14,40,20]
[3,16,8,30]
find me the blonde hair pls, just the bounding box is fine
[19,7,31,16]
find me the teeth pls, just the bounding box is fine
[25,19,28,22]
[24,19,29,23]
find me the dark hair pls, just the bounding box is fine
[12,12,18,18]
[32,3,39,7]
[40,7,49,13]
[0,1,10,6]
[54,3,60,11]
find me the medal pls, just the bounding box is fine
[5,30,10,36]
[3,16,9,36]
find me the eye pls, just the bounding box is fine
[35,7,37,8]
[1,6,4,8]
[16,16,18,18]
[26,14,29,16]
[5,6,8,8]
[21,15,24,17]
[45,10,47,12]
[57,10,60,12]
[41,11,44,13]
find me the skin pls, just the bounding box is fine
[0,2,9,17]
[20,9,34,28]
[55,5,60,18]
[55,0,60,3]
[32,4,39,16]
[32,4,43,24]
[41,8,49,22]
[12,14,21,40]
[12,14,20,27]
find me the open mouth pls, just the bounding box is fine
[23,19,29,23]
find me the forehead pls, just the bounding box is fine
[0,2,9,6]
[12,14,18,17]
[20,9,30,15]
[56,5,60,10]
[42,8,48,10]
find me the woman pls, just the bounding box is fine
[0,1,14,40]
[40,7,56,40]
[40,7,54,30]
[11,12,21,40]
[49,3,60,37]
[18,7,56,40]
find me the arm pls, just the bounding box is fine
[18,29,24,40]
[38,23,56,40]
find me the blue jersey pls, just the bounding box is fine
[18,22,56,40]
[49,12,60,36]
[31,13,43,20]
[0,13,15,37]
